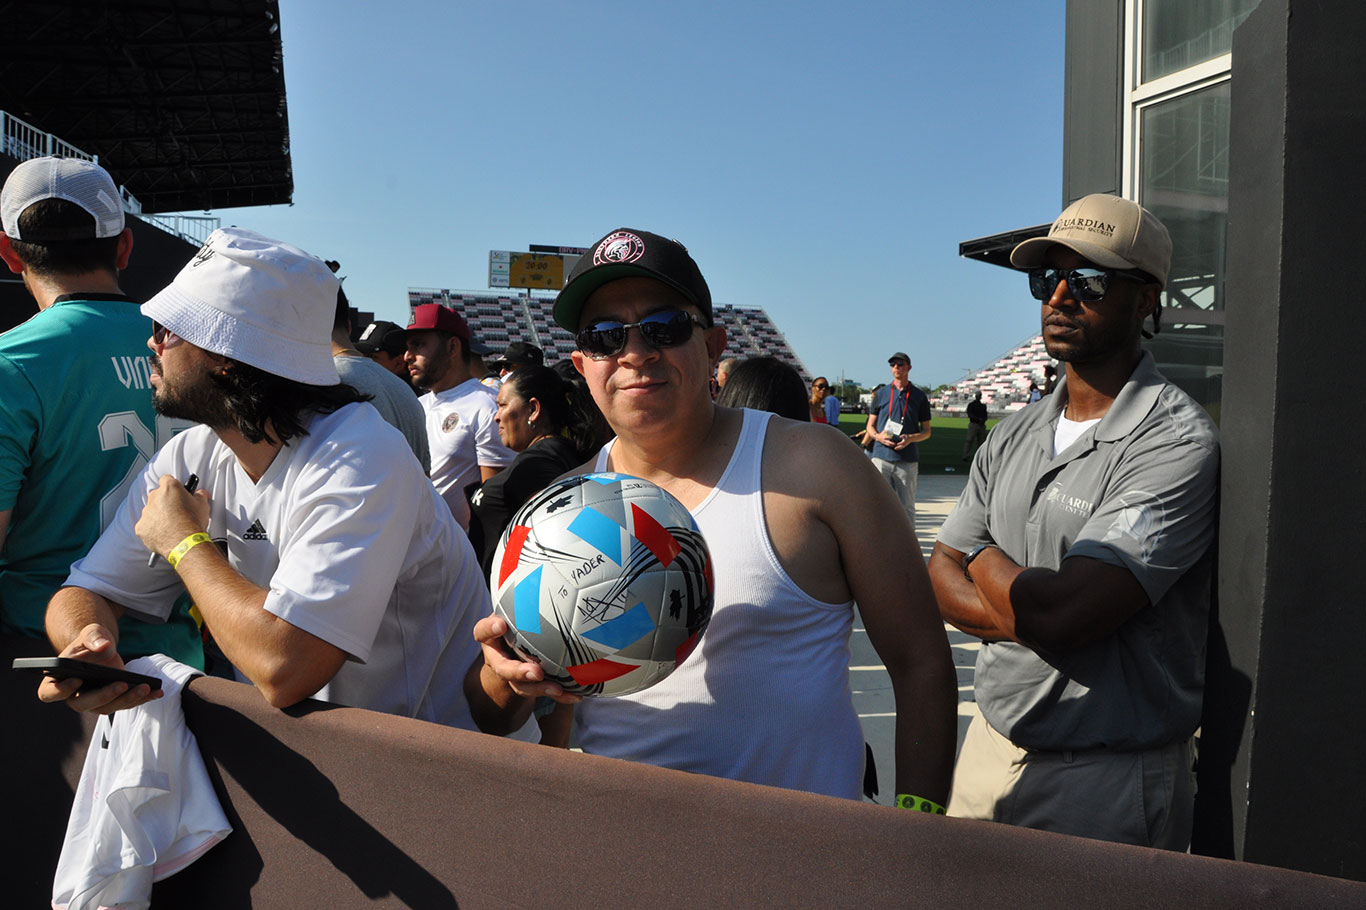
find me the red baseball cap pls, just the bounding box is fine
[407,303,493,354]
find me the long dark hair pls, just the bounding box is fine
[504,364,606,460]
[716,356,810,422]
[211,360,371,446]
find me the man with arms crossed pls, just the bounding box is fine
[474,228,956,807]
[405,304,514,529]
[0,157,198,664]
[39,228,494,730]
[929,194,1219,849]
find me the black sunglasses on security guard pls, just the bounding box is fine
[1027,267,1151,303]
[576,309,707,359]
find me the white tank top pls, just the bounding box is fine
[574,409,865,799]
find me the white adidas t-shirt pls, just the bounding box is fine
[421,378,514,529]
[68,404,488,729]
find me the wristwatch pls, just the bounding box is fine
[961,544,992,581]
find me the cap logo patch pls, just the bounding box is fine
[594,231,645,266]
[1053,218,1115,239]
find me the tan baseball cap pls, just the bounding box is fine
[1010,194,1172,288]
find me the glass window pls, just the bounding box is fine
[1137,81,1232,416]
[1142,0,1261,82]
[1140,82,1230,314]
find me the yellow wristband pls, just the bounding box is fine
[895,794,946,814]
[166,532,212,569]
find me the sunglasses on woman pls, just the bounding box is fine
[575,309,706,360]
[1027,267,1149,303]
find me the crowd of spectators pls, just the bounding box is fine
[4,159,1217,864]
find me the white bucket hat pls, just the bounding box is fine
[142,228,341,386]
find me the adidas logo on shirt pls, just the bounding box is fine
[242,519,269,541]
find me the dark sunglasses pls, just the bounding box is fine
[576,309,706,359]
[1027,267,1149,303]
[813,382,828,389]
[151,321,184,348]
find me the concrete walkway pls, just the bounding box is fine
[849,471,977,803]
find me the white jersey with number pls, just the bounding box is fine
[421,378,514,529]
[67,403,488,728]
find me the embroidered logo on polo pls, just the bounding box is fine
[593,231,645,266]
[1044,482,1094,518]
[242,519,269,540]
[442,412,460,433]
[1100,490,1163,562]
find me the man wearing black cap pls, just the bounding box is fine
[491,341,543,379]
[472,229,956,807]
[355,320,418,391]
[406,304,514,530]
[929,195,1219,849]
[0,157,199,665]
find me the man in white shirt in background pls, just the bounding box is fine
[330,283,430,474]
[405,303,514,529]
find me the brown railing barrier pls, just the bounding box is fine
[11,653,1364,908]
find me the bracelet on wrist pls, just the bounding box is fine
[895,793,946,814]
[166,532,212,569]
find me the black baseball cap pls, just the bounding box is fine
[355,321,407,356]
[491,341,544,371]
[553,228,712,332]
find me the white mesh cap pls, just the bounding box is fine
[1,157,125,241]
[142,228,342,386]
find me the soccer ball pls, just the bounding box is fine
[490,472,714,697]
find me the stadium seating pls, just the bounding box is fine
[933,334,1057,413]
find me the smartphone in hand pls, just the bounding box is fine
[12,657,162,691]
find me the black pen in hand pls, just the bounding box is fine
[147,474,200,567]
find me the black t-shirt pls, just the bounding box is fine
[966,399,988,425]
[467,436,582,582]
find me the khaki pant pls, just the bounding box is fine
[871,457,918,524]
[948,713,1196,851]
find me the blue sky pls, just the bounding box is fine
[214,0,1066,389]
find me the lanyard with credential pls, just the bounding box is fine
[888,386,910,425]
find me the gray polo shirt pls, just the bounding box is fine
[939,352,1219,751]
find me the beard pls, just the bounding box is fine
[151,355,234,429]
[410,345,450,390]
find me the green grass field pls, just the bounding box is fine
[833,414,1000,475]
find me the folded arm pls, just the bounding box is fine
[930,541,1149,654]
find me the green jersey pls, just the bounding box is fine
[0,293,201,665]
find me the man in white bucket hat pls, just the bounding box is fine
[39,228,504,732]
